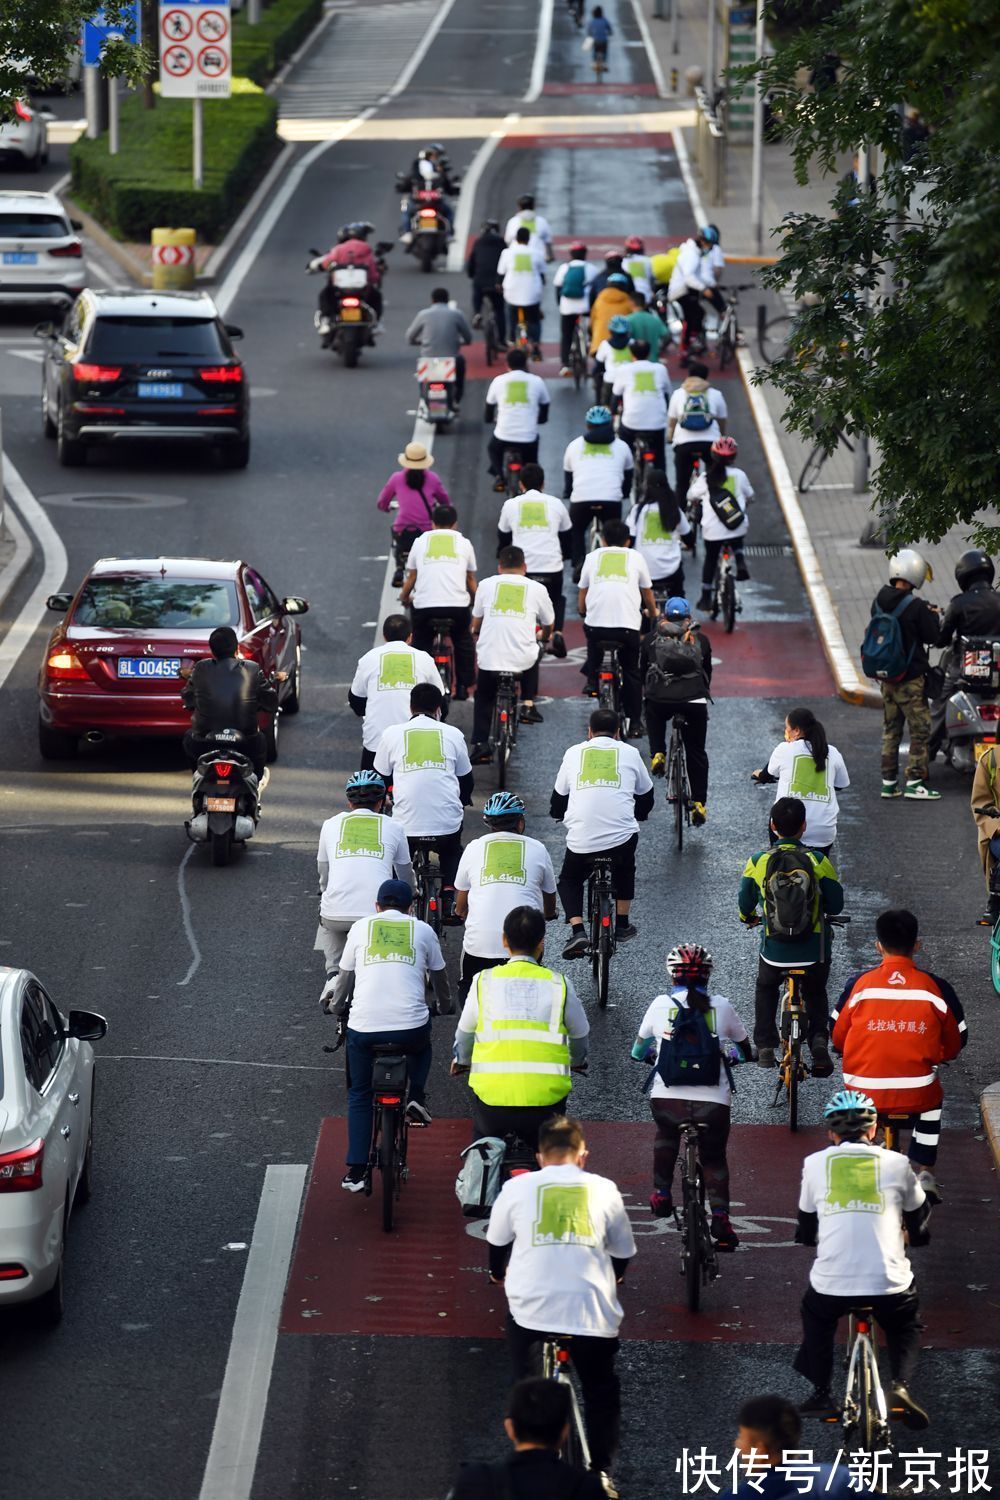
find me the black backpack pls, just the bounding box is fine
[707,483,745,532]
[643,627,710,704]
[763,845,819,942]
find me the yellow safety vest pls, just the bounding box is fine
[470,959,571,1107]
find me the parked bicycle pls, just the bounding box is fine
[799,429,856,494]
[665,710,692,851]
[755,303,795,367]
[541,1337,592,1470]
[491,671,520,789]
[586,855,617,1008]
[713,283,755,368]
[430,615,455,701]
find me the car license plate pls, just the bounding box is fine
[117,656,182,679]
[341,307,362,322]
[137,382,184,398]
[206,797,237,812]
[2,251,37,265]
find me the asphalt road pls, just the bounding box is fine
[0,2,998,1497]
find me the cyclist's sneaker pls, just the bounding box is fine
[881,779,902,798]
[889,1383,930,1431]
[531,344,543,361]
[400,231,413,245]
[454,684,469,701]
[519,704,544,724]
[978,894,1000,926]
[651,751,666,776]
[691,801,707,826]
[584,678,599,698]
[710,1210,739,1251]
[319,974,338,1008]
[808,1038,834,1078]
[441,887,463,926]
[472,312,482,329]
[798,1387,839,1421]
[571,562,583,585]
[616,921,638,944]
[392,566,404,588]
[904,779,941,800]
[493,477,507,493]
[563,926,589,960]
[470,742,493,765]
[916,1168,943,1206]
[757,1046,777,1069]
[549,631,568,659]
[626,719,644,739]
[405,1100,432,1126]
[559,365,572,377]
[341,1166,366,1193]
[736,556,751,581]
[696,590,713,612]
[599,1474,620,1499]
[649,1190,674,1218]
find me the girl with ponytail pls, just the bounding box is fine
[752,706,850,852]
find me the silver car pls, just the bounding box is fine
[0,98,50,171]
[0,967,107,1324]
[0,190,87,306]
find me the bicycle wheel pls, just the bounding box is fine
[718,320,736,369]
[787,1033,800,1133]
[683,1180,702,1313]
[484,307,499,367]
[497,723,509,789]
[380,1106,398,1232]
[760,313,793,366]
[798,443,826,494]
[991,915,1000,994]
[856,1337,879,1452]
[722,571,737,634]
[597,907,611,1009]
[571,331,585,391]
[672,742,685,852]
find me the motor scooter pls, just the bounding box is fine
[185,729,264,866]
[416,355,457,427]
[936,637,1000,772]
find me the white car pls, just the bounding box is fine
[0,967,107,1324]
[0,98,50,171]
[0,190,86,306]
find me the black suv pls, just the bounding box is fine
[36,288,250,469]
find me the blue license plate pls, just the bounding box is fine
[117,656,182,679]
[137,382,184,399]
[2,251,37,266]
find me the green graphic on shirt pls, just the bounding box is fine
[378,652,417,691]
[825,1154,883,1215]
[521,217,537,233]
[625,258,645,280]
[533,1184,596,1246]
[582,442,612,458]
[425,532,458,560]
[365,917,416,966]
[492,581,527,617]
[481,839,527,886]
[513,252,533,273]
[790,755,830,803]
[403,726,447,770]
[633,370,657,393]
[609,347,633,364]
[577,746,621,789]
[723,475,737,498]
[596,550,628,581]
[641,508,673,543]
[504,379,530,406]
[518,500,549,531]
[335,812,384,860]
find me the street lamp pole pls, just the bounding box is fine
[750,0,765,254]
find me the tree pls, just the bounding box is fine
[745,0,1000,548]
[1,0,149,117]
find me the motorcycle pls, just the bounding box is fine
[935,637,1000,772]
[185,729,263,866]
[416,355,457,427]
[307,242,392,367]
[395,180,457,272]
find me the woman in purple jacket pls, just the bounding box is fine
[378,442,453,585]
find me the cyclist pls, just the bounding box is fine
[687,434,751,605]
[497,463,572,658]
[724,1395,856,1500]
[349,614,441,769]
[445,1378,608,1500]
[701,222,725,289]
[578,519,655,736]
[484,347,551,494]
[626,470,692,603]
[376,442,452,590]
[486,1115,635,1500]
[399,503,478,700]
[316,772,412,994]
[610,337,671,473]
[454,795,558,1000]
[630,943,753,1248]
[503,193,554,261]
[640,597,712,823]
[469,545,554,762]
[323,878,453,1192]
[830,907,966,1204]
[666,225,725,355]
[589,280,636,377]
[738,795,843,1074]
[592,314,634,405]
[452,906,589,1143]
[554,241,597,375]
[625,291,669,359]
[563,404,635,577]
[551,707,654,957]
[585,5,613,67]
[497,227,547,359]
[405,287,472,407]
[794,1090,931,1429]
[666,360,728,520]
[372,682,474,919]
[751,707,850,854]
[587,252,634,309]
[621,236,653,301]
[870,548,941,801]
[466,217,507,337]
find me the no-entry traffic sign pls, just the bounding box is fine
[159,0,231,98]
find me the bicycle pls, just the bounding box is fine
[798,429,856,494]
[756,303,795,367]
[491,670,520,789]
[591,40,607,79]
[770,915,848,1131]
[713,283,755,369]
[365,1045,411,1232]
[586,855,617,1008]
[541,1337,592,1470]
[674,1119,720,1312]
[665,711,692,852]
[503,446,527,499]
[840,1306,893,1453]
[482,292,503,367]
[568,314,588,391]
[630,432,659,492]
[710,541,740,634]
[595,642,624,718]
[429,616,455,701]
[409,840,443,936]
[513,305,530,354]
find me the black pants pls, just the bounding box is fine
[472,664,540,745]
[677,287,724,341]
[619,424,666,473]
[360,746,377,771]
[644,700,708,801]
[508,1317,621,1474]
[583,626,641,721]
[702,535,746,589]
[569,500,622,568]
[410,605,476,688]
[487,435,539,479]
[451,351,467,404]
[650,1098,731,1212]
[459,951,506,1003]
[672,441,713,507]
[753,955,829,1050]
[318,282,382,321]
[472,284,505,329]
[558,833,639,918]
[506,302,541,344]
[408,830,464,888]
[529,570,566,632]
[472,1094,568,1148]
[794,1284,922,1392]
[560,311,584,365]
[184,729,266,781]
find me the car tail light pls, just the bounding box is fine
[0,1140,44,1192]
[236,643,255,659]
[215,763,233,778]
[980,704,1000,721]
[14,100,33,122]
[74,405,126,415]
[46,650,89,681]
[73,363,121,383]
[197,406,239,415]
[0,1264,28,1280]
[341,296,361,308]
[199,365,243,384]
[49,241,83,259]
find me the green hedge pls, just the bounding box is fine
[232,0,325,86]
[69,79,279,241]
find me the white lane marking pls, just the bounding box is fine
[0,454,68,695]
[446,111,521,272]
[100,1054,333,1072]
[197,1165,307,1500]
[670,123,707,225]
[176,844,203,987]
[382,0,461,100]
[524,0,554,103]
[629,0,668,97]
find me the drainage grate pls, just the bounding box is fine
[743,543,794,558]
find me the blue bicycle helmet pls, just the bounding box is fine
[664,596,691,619]
[608,315,630,334]
[483,791,526,823]
[698,224,720,245]
[607,272,630,287]
[824,1090,877,1135]
[586,404,612,425]
[346,769,387,803]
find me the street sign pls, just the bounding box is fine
[82,3,141,68]
[158,0,231,98]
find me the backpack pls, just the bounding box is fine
[860,593,915,682]
[707,482,745,532]
[561,262,587,300]
[679,391,712,430]
[644,994,725,1091]
[455,1137,505,1217]
[643,628,710,704]
[763,845,819,942]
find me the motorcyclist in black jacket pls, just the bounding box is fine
[930,550,1000,752]
[180,626,281,780]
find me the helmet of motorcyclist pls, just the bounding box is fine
[607,272,630,288]
[345,770,387,806]
[887,548,933,589]
[697,224,720,246]
[711,435,739,459]
[624,235,645,253]
[955,548,995,591]
[823,1089,878,1140]
[517,193,535,210]
[430,142,445,154]
[569,241,587,257]
[481,218,500,232]
[482,791,526,828]
[666,942,713,984]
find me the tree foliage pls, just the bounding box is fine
[747,0,1000,548]
[1,0,150,115]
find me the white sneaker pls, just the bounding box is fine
[917,1169,943,1205]
[599,1475,620,1499]
[400,231,413,245]
[904,780,941,800]
[405,1100,432,1126]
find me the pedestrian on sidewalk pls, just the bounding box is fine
[864,550,941,801]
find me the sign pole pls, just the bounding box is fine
[749,0,765,253]
[193,97,204,188]
[85,66,101,140]
[108,77,120,156]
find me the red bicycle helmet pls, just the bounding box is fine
[624,235,645,252]
[569,241,588,256]
[711,436,739,459]
[666,943,713,983]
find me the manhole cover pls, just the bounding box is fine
[40,491,189,510]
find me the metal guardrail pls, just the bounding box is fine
[693,86,726,205]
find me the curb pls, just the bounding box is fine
[0,506,32,617]
[63,196,149,286]
[982,1084,1000,1172]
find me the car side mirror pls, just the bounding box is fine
[224,323,244,340]
[34,321,56,340]
[66,1009,108,1043]
[46,592,73,612]
[281,596,309,616]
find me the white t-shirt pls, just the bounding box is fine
[701,244,725,284]
[579,546,652,632]
[406,528,477,609]
[339,909,445,1032]
[373,714,471,836]
[667,385,728,447]
[553,735,653,853]
[626,501,691,581]
[317,811,411,922]
[554,258,598,315]
[594,341,634,374]
[611,359,671,431]
[350,641,442,752]
[455,833,557,959]
[622,253,653,300]
[473,573,554,673]
[486,369,550,443]
[497,244,546,308]
[799,1142,925,1297]
[498,490,572,573]
[766,739,850,848]
[689,465,753,541]
[487,1163,637,1338]
[636,988,748,1105]
[503,211,552,248]
[563,435,634,506]
[667,238,710,299]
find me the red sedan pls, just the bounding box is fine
[37,556,308,760]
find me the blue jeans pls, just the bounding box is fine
[346,1022,432,1164]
